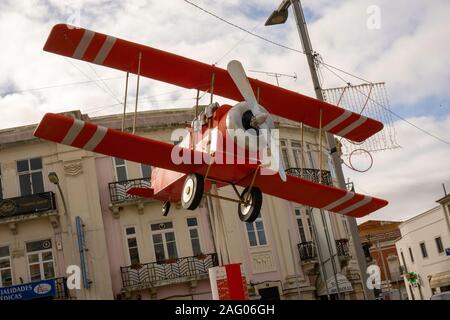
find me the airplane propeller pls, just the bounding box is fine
[227,60,287,182]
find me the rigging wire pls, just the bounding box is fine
[86,63,123,103]
[320,63,450,146]
[66,59,123,104]
[213,23,260,65]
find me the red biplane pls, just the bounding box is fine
[34,24,388,223]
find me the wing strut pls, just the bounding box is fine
[132,51,142,134]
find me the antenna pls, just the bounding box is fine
[248,69,297,87]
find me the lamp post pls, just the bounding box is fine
[265,0,375,300]
[48,172,69,216]
[48,171,78,294]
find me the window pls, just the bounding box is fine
[141,164,152,179]
[400,251,407,267]
[295,209,307,243]
[327,154,337,178]
[187,218,202,256]
[26,239,55,282]
[151,222,178,261]
[280,140,291,169]
[387,255,401,281]
[246,216,267,247]
[0,246,12,287]
[113,158,128,182]
[342,218,349,237]
[306,144,316,169]
[408,247,414,263]
[125,227,140,265]
[419,242,428,258]
[435,237,444,254]
[305,208,314,241]
[291,141,303,168]
[17,158,44,196]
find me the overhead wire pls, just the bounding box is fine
[184,0,450,147]
[183,0,305,55]
[0,75,127,96]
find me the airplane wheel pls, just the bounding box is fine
[162,201,171,216]
[238,187,262,223]
[181,173,204,210]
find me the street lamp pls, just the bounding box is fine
[264,0,375,300]
[265,0,290,26]
[48,172,68,216]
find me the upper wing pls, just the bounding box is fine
[33,113,257,182]
[237,170,388,218]
[43,24,383,142]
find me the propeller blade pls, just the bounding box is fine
[227,60,259,114]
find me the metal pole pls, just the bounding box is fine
[290,0,374,299]
[319,109,323,184]
[309,208,330,299]
[55,182,78,297]
[301,123,304,178]
[320,209,341,297]
[288,229,302,298]
[121,72,129,132]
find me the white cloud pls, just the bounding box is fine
[349,115,450,223]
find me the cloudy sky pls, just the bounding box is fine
[0,0,449,223]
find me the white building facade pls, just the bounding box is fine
[0,107,368,300]
[395,194,450,299]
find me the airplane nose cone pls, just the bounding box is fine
[251,112,268,127]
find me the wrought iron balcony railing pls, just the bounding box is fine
[336,239,350,258]
[298,241,317,261]
[0,191,56,220]
[54,277,70,300]
[121,253,219,290]
[285,168,333,186]
[108,178,151,203]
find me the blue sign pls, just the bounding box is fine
[0,279,56,301]
[445,248,450,256]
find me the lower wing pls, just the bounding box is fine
[34,113,387,217]
[240,172,388,218]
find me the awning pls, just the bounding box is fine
[430,270,450,289]
[317,273,354,296]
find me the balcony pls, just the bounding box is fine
[298,241,317,262]
[120,253,219,291]
[0,192,58,230]
[285,168,333,186]
[108,178,151,203]
[54,277,71,300]
[336,239,351,259]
